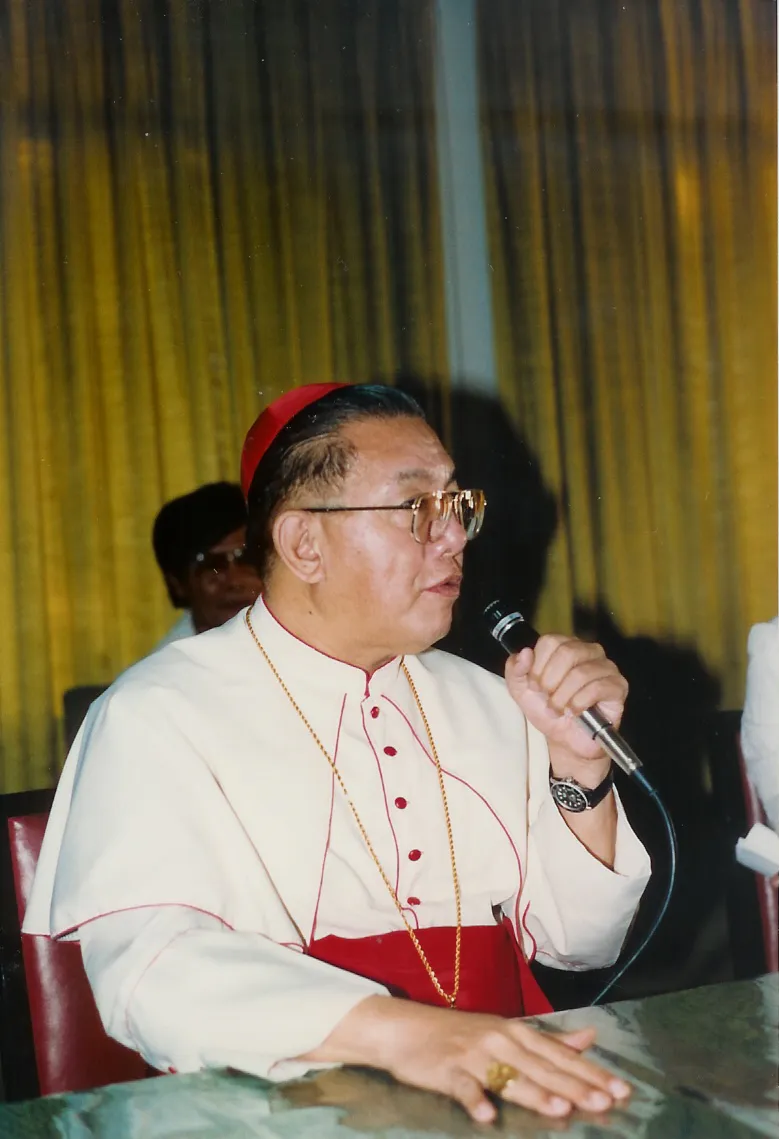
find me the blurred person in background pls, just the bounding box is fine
[152,482,262,649]
[740,617,779,839]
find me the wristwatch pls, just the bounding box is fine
[549,767,614,813]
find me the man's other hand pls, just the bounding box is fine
[303,996,632,1123]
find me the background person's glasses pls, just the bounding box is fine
[192,547,249,576]
[302,489,486,545]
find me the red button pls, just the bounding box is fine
[394,797,407,809]
[384,746,397,756]
[370,706,380,719]
[408,849,422,861]
[408,896,421,906]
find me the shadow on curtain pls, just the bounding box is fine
[0,0,446,791]
[478,0,777,707]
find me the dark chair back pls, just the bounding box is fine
[0,790,148,1100]
[62,686,106,753]
[735,736,778,974]
[708,710,779,978]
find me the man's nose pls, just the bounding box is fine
[435,512,468,556]
[219,558,261,588]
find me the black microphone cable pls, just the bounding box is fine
[591,785,677,1005]
[482,600,678,1005]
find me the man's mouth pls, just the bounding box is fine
[425,575,463,598]
[221,591,261,610]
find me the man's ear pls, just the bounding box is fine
[272,510,326,584]
[164,572,190,608]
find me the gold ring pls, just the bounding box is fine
[485,1061,518,1096]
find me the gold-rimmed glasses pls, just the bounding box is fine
[301,489,486,545]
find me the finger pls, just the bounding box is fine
[508,1025,632,1101]
[504,646,535,682]
[505,1052,617,1114]
[527,634,579,676]
[533,638,606,695]
[557,1028,597,1051]
[483,1032,618,1115]
[547,663,627,717]
[568,684,626,728]
[446,1069,497,1124]
[491,1070,572,1118]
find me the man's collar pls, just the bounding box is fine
[245,597,403,700]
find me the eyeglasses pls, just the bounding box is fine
[301,489,486,545]
[192,547,250,576]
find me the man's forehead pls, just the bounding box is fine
[344,417,453,479]
[395,464,457,486]
[210,525,247,551]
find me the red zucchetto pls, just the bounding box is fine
[240,383,348,498]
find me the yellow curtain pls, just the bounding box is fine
[478,0,776,707]
[0,0,446,792]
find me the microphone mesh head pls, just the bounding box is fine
[483,599,505,625]
[483,599,521,634]
[482,600,536,650]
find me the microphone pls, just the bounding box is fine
[483,600,654,794]
[483,600,678,1006]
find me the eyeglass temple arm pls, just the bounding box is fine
[304,504,414,514]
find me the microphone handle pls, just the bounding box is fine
[491,614,646,782]
[576,707,643,779]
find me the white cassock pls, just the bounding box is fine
[151,609,196,653]
[25,599,651,1080]
[741,617,779,833]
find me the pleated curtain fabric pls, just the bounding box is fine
[478,0,776,707]
[0,0,775,794]
[0,0,446,792]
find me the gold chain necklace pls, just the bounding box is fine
[245,608,462,1008]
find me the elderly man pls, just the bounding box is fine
[27,383,650,1123]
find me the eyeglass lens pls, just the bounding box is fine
[194,548,247,575]
[414,491,484,543]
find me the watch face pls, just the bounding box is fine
[550,780,589,813]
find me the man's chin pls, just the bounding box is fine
[404,612,455,656]
[221,599,257,621]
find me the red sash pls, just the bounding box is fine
[308,916,552,1017]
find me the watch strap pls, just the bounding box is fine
[549,767,614,811]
